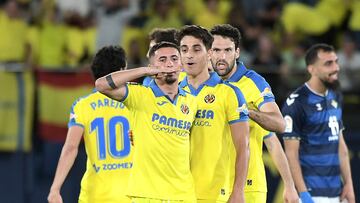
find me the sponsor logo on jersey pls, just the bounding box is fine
[151,113,192,130]
[157,101,168,106]
[204,94,215,103]
[286,93,299,106]
[316,103,323,111]
[195,109,214,119]
[93,164,100,173]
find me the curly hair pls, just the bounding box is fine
[91,46,127,79]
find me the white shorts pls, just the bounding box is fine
[300,196,341,203]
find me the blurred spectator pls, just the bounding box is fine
[337,33,360,91]
[252,33,282,72]
[96,0,139,50]
[55,0,91,17]
[236,0,266,25]
[252,33,283,102]
[281,0,347,46]
[258,0,282,30]
[0,0,30,63]
[127,37,147,68]
[348,0,360,50]
[37,5,67,69]
[0,1,35,203]
[143,0,182,34]
[63,11,90,66]
[280,41,307,89]
[193,0,230,29]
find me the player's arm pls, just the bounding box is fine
[284,139,314,203]
[47,126,84,203]
[228,121,250,203]
[95,66,178,100]
[264,135,299,202]
[338,131,355,203]
[249,102,286,133]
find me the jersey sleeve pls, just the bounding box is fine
[281,98,304,140]
[252,76,275,109]
[68,98,85,128]
[225,83,249,124]
[121,83,144,110]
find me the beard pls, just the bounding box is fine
[321,78,340,90]
[211,59,235,77]
[164,74,177,84]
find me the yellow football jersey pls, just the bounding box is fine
[179,72,249,201]
[122,82,197,201]
[226,62,276,193]
[69,90,132,203]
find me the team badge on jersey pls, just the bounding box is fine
[204,94,215,103]
[180,104,190,115]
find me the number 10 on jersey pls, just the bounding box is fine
[90,116,131,160]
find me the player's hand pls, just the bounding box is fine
[227,192,245,203]
[283,185,299,203]
[145,65,180,77]
[247,102,257,111]
[47,190,63,203]
[340,182,355,203]
[299,191,314,203]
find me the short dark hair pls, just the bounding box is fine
[210,24,242,49]
[305,43,335,66]
[149,28,179,45]
[91,46,126,79]
[148,41,180,58]
[176,25,214,50]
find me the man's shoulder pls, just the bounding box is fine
[234,70,271,91]
[72,91,97,107]
[284,85,308,107]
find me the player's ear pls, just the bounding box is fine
[307,64,314,74]
[207,49,212,60]
[235,47,240,59]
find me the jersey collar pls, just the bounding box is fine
[179,72,222,96]
[226,61,247,82]
[149,79,186,97]
[179,72,221,88]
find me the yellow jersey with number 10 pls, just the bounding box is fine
[69,90,132,203]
